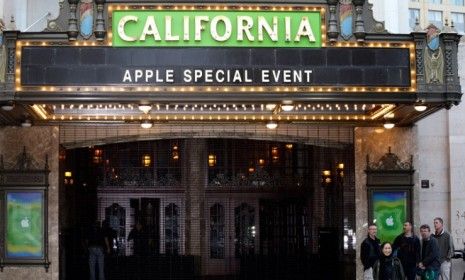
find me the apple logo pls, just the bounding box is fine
[386,216,394,227]
[21,217,30,228]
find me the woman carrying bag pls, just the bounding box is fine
[373,242,405,280]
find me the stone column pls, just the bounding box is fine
[0,126,59,280]
[449,43,465,249]
[183,138,207,273]
[354,127,417,280]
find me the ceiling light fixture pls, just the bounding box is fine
[281,101,294,112]
[1,101,14,111]
[266,120,278,129]
[383,122,395,129]
[21,119,32,128]
[414,103,427,112]
[140,120,153,129]
[138,104,152,114]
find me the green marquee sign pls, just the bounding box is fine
[112,9,322,48]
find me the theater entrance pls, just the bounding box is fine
[59,131,356,280]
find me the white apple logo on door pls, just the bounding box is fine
[386,216,394,227]
[21,217,30,228]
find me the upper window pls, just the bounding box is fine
[451,12,465,33]
[96,139,182,187]
[409,9,420,30]
[207,139,304,188]
[428,10,443,29]
[451,0,464,5]
[428,0,442,4]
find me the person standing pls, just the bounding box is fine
[361,224,381,280]
[419,224,441,280]
[392,221,421,280]
[432,217,454,280]
[372,242,405,280]
[85,221,110,280]
[127,221,147,256]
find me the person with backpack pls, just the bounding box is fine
[361,223,381,280]
[392,221,421,280]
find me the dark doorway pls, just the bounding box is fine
[319,228,341,280]
[59,138,355,280]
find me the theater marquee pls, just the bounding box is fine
[14,5,417,93]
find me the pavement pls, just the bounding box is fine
[453,258,465,280]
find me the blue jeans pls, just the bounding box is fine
[88,246,105,280]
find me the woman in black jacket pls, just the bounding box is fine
[373,242,405,280]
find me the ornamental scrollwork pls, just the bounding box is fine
[366,147,413,171]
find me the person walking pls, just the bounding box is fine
[392,221,421,280]
[373,242,405,280]
[361,224,381,280]
[432,217,454,280]
[85,220,110,280]
[419,224,441,280]
[127,221,148,280]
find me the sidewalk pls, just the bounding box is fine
[453,259,465,280]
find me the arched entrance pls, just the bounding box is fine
[59,131,355,280]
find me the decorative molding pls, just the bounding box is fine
[339,0,353,40]
[208,169,304,188]
[327,0,339,42]
[441,31,462,93]
[79,0,94,39]
[412,32,426,84]
[366,147,413,171]
[101,172,180,188]
[353,0,366,41]
[68,0,79,40]
[424,25,444,85]
[94,0,106,40]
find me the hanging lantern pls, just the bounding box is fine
[322,169,332,186]
[208,154,217,167]
[93,148,103,164]
[142,154,151,167]
[271,146,279,162]
[172,145,179,160]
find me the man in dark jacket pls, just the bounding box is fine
[432,217,454,280]
[419,224,440,280]
[360,224,381,280]
[128,221,147,256]
[393,221,421,280]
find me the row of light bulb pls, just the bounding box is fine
[51,103,373,113]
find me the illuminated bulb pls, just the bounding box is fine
[266,121,278,129]
[265,104,277,111]
[383,122,395,129]
[21,119,32,127]
[1,101,14,111]
[281,101,294,112]
[140,120,153,129]
[414,104,427,112]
